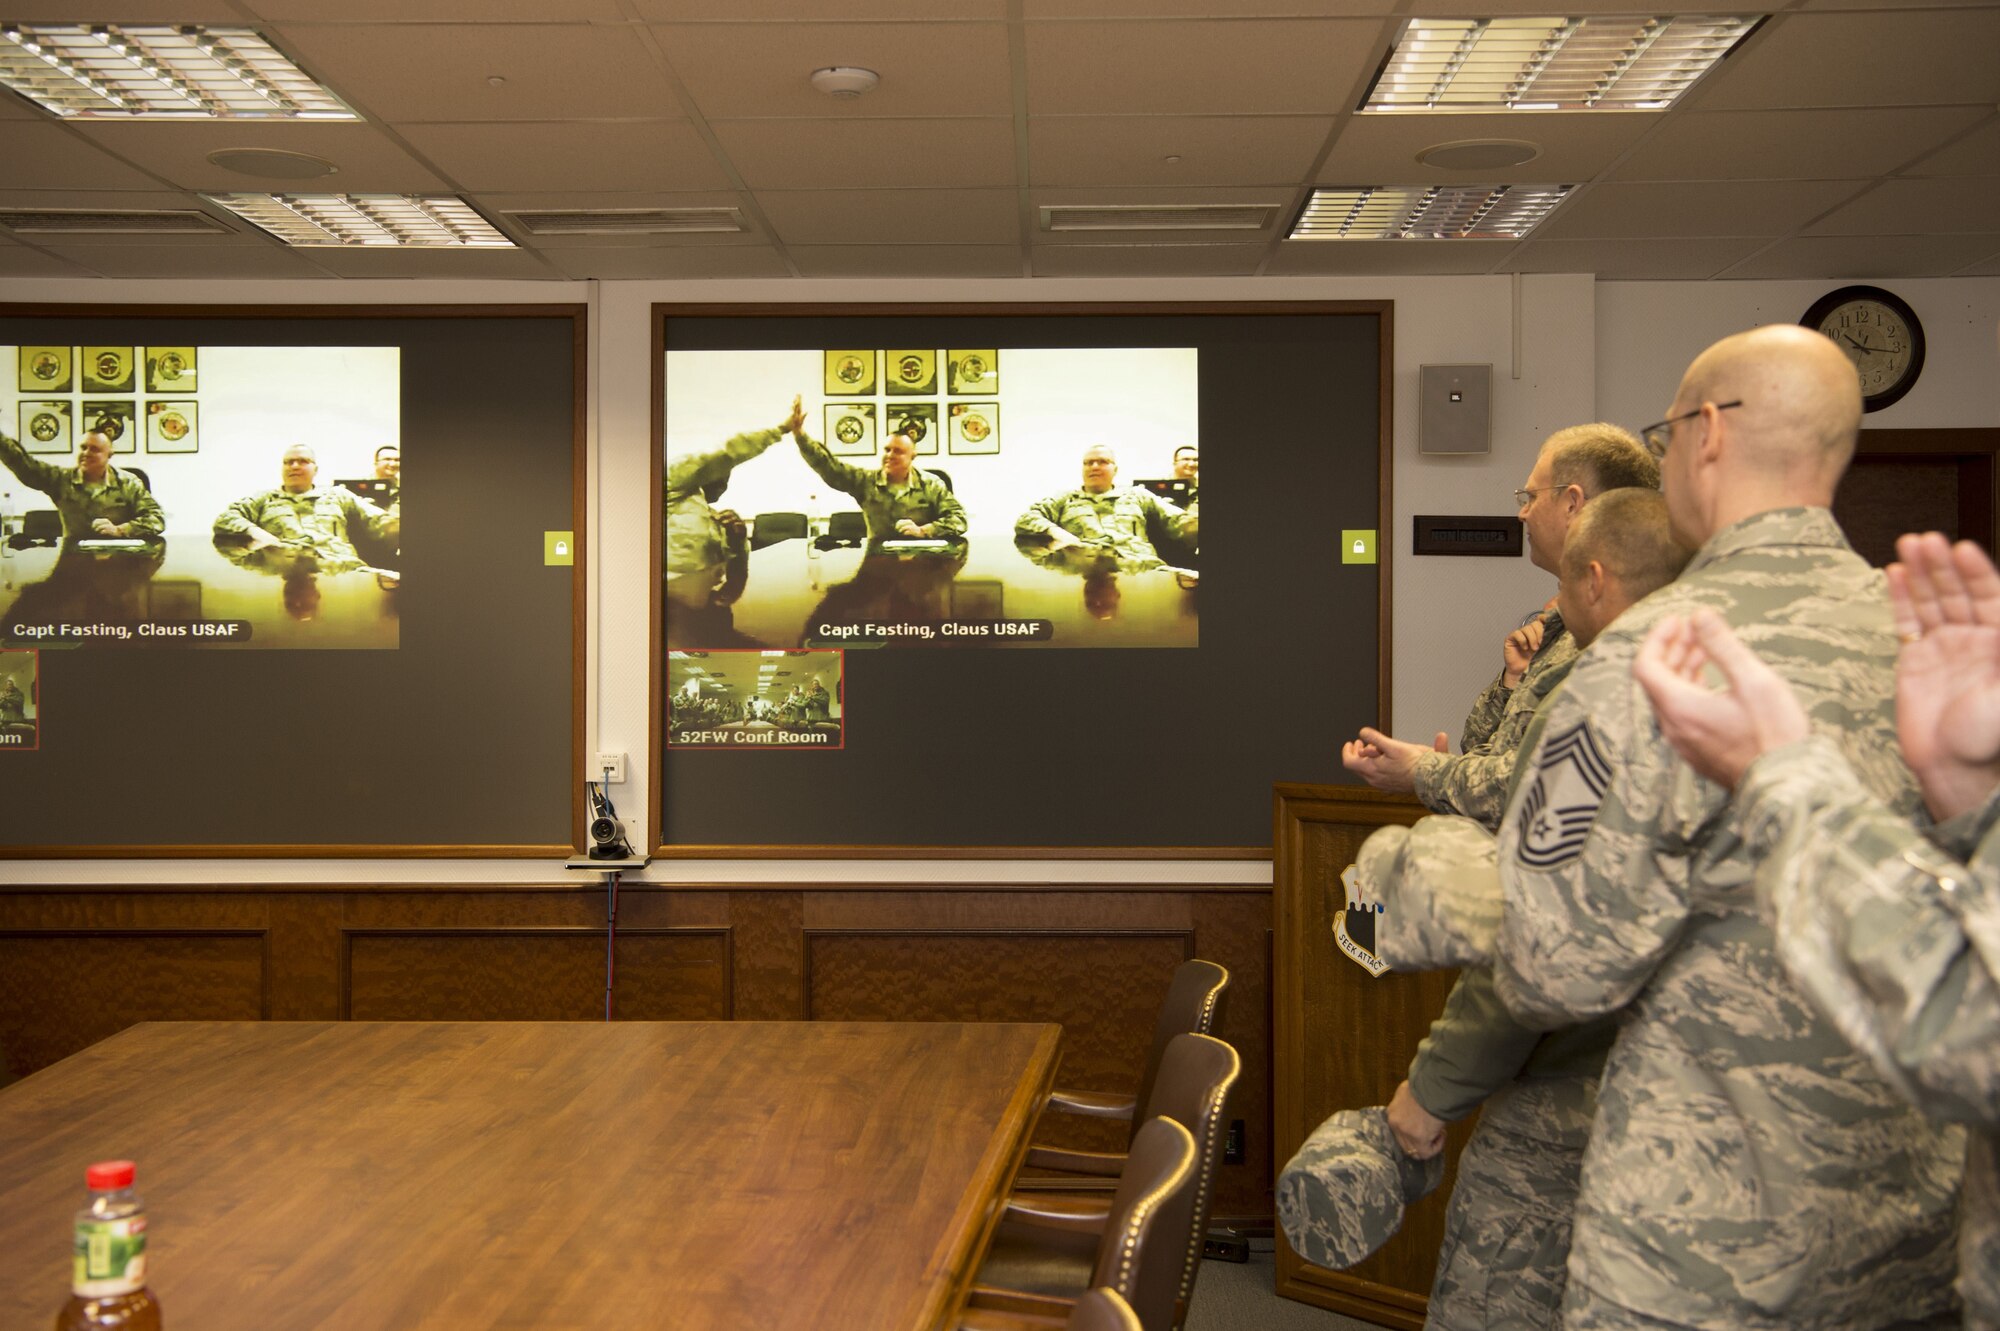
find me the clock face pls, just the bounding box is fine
[1803,285,1925,410]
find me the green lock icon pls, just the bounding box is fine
[1342,529,1376,565]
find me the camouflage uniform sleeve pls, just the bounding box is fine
[1412,656,1579,830]
[1739,734,2000,1125]
[213,492,266,538]
[1406,967,1546,1122]
[0,428,64,497]
[1494,635,1693,1030]
[1357,814,1503,972]
[335,490,396,546]
[1140,491,1196,545]
[787,429,865,498]
[122,476,164,539]
[926,478,967,538]
[666,427,785,501]
[1460,673,1511,752]
[1015,493,1066,539]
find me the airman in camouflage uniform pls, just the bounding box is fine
[214,444,395,570]
[794,428,966,545]
[1493,326,1962,1329]
[0,426,163,543]
[0,677,24,725]
[1016,445,1195,572]
[666,425,786,577]
[1630,529,2000,1331]
[1347,424,1655,830]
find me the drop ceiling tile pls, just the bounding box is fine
[275,24,685,122]
[0,125,171,191]
[1264,239,1512,274]
[788,244,1022,277]
[68,123,451,194]
[295,247,561,278]
[37,243,331,279]
[1959,248,2000,277]
[712,118,1015,190]
[257,0,629,18]
[0,245,93,277]
[1024,19,1380,116]
[1692,10,2000,111]
[1029,185,1295,239]
[1538,180,1866,241]
[755,188,1018,245]
[1507,237,1769,278]
[1719,233,2000,280]
[541,246,792,278]
[0,89,44,121]
[1317,114,1651,186]
[1023,0,1394,12]
[631,0,1004,17]
[1030,116,1333,187]
[1030,242,1266,276]
[1807,177,2000,236]
[1609,108,1991,182]
[395,123,732,193]
[655,22,1012,119]
[1902,117,2000,177]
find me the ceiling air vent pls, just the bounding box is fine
[0,208,232,235]
[506,208,748,236]
[1040,204,1278,233]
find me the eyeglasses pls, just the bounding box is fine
[1641,400,1742,460]
[1513,485,1566,508]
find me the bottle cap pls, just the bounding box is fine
[85,1161,136,1190]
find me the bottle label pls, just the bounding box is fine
[72,1216,147,1297]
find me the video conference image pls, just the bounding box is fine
[663,346,1199,651]
[1,344,401,650]
[667,649,843,749]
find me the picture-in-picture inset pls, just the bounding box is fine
[668,648,844,749]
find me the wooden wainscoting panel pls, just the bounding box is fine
[343,930,730,1022]
[807,929,1192,1157]
[1274,785,1472,1329]
[266,895,344,1021]
[0,931,267,1076]
[728,892,807,1020]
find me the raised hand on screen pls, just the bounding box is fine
[1632,609,1809,790]
[1889,532,2000,821]
[784,394,806,437]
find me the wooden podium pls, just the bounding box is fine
[1271,783,1478,1329]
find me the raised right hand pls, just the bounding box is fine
[1501,618,1546,687]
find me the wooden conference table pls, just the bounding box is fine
[0,1020,1062,1329]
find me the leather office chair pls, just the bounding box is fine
[1068,1290,1141,1331]
[928,467,954,492]
[750,511,808,549]
[124,465,151,491]
[1040,960,1228,1147]
[960,1117,1195,1331]
[816,510,867,549]
[979,1033,1240,1330]
[6,509,61,550]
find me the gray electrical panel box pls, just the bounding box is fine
[1419,364,1491,455]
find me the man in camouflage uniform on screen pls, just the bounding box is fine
[1631,525,2000,1330]
[213,444,395,571]
[792,423,965,546]
[1345,424,1657,830]
[665,398,802,578]
[1357,490,1692,1331]
[0,424,163,544]
[1486,325,1962,1329]
[1015,445,1195,572]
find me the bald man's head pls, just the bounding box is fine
[1679,324,1863,479]
[1558,488,1692,647]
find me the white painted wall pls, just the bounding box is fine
[7,268,1990,887]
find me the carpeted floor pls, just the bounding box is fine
[1184,1238,1385,1331]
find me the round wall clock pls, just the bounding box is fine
[1801,284,1925,411]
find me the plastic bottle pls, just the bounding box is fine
[55,1161,161,1330]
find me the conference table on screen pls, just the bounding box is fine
[665,533,1200,651]
[0,1020,1062,1330]
[0,538,397,649]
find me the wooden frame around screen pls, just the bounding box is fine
[650,301,1396,859]
[0,304,589,858]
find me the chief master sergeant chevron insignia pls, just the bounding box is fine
[1514,720,1613,869]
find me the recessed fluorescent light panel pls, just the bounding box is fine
[1363,15,1758,113]
[206,194,514,248]
[1290,186,1572,241]
[0,24,355,119]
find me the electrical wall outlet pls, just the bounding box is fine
[1224,1118,1245,1165]
[594,752,626,784]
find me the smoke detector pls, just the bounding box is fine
[810,66,880,99]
